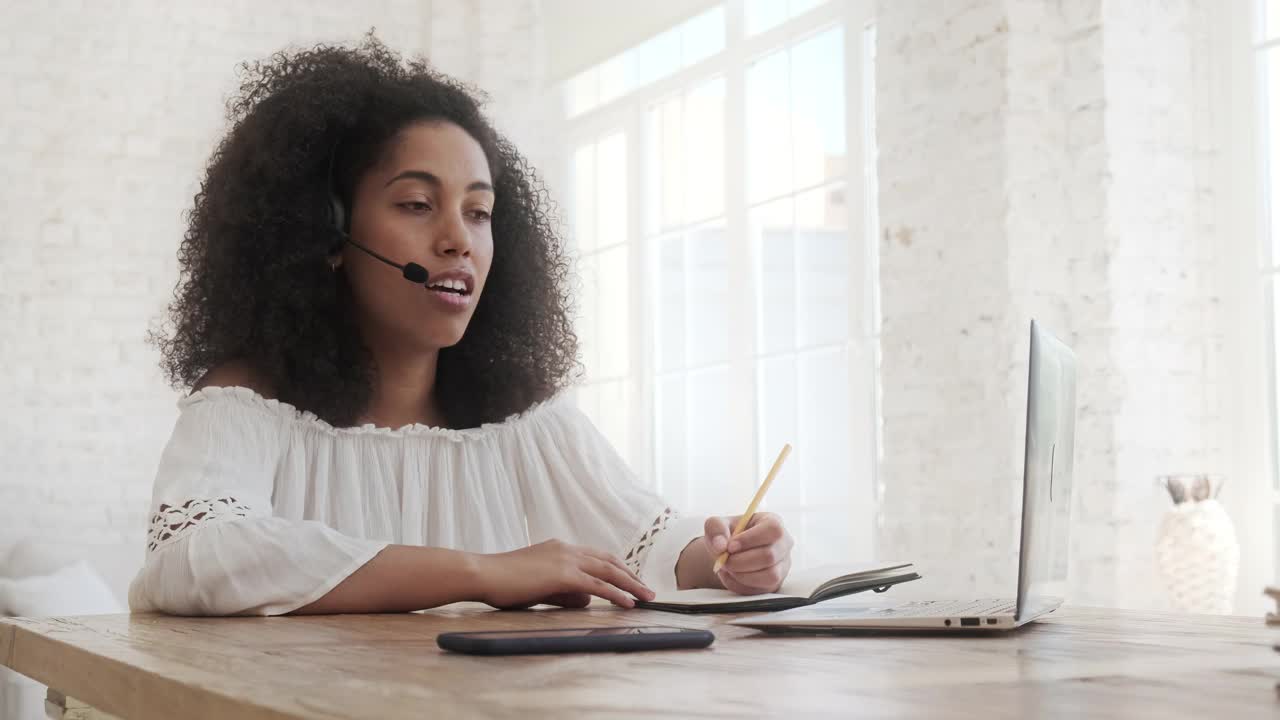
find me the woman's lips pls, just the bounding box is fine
[427,287,471,310]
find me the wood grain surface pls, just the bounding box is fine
[2,604,1276,719]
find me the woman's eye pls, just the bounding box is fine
[469,209,492,222]
[400,201,431,213]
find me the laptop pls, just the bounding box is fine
[732,319,1077,632]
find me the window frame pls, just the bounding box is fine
[560,0,879,563]
[1256,2,1280,583]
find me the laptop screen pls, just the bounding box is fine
[1015,321,1077,621]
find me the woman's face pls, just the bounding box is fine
[342,121,495,352]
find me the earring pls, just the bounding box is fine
[328,257,341,272]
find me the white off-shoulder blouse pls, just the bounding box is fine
[127,386,705,616]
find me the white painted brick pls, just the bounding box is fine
[877,0,1224,609]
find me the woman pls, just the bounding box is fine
[130,35,793,616]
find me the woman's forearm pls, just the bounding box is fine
[292,544,484,615]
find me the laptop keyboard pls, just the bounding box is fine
[841,599,1016,618]
[885,599,1016,617]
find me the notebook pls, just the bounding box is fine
[636,561,921,614]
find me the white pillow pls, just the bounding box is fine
[0,560,124,617]
[0,537,80,579]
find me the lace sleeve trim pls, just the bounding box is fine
[623,507,677,575]
[147,497,253,552]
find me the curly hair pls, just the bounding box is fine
[150,32,578,429]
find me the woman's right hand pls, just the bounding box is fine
[474,539,656,609]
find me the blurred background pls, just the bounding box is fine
[0,0,1275,646]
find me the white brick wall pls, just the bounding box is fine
[876,0,1228,609]
[875,0,1021,598]
[1098,0,1228,610]
[428,1,564,194]
[0,1,550,555]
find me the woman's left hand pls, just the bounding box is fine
[702,512,793,595]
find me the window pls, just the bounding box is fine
[564,0,878,567]
[1257,0,1280,579]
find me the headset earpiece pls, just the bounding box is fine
[328,192,346,235]
[326,139,348,235]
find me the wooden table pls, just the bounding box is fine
[1,604,1276,719]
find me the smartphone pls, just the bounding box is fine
[436,626,715,655]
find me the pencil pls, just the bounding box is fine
[713,443,792,573]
